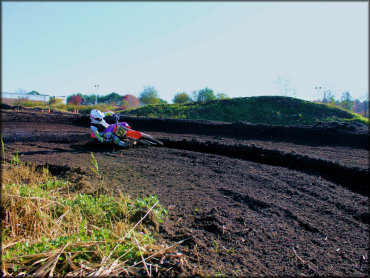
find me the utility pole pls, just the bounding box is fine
[94,84,99,105]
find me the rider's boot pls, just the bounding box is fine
[115,138,132,148]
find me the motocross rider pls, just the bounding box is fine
[90,109,131,148]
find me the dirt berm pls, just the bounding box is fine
[3,108,368,148]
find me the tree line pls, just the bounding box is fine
[66,86,229,108]
[65,85,368,117]
[16,86,369,118]
[67,92,140,109]
[314,90,368,117]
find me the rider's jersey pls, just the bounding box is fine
[90,111,128,143]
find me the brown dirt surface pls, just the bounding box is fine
[1,108,369,277]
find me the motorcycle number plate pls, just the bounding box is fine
[115,126,127,137]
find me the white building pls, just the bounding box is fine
[2,92,50,103]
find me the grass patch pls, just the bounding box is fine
[65,104,118,114]
[120,96,369,125]
[1,152,179,276]
[8,100,118,115]
[12,99,48,108]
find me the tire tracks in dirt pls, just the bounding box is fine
[3,129,369,197]
[159,137,369,197]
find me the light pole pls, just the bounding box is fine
[314,86,322,101]
[94,84,99,105]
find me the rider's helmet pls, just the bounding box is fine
[90,109,105,124]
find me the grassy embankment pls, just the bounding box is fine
[1,144,178,276]
[120,96,368,125]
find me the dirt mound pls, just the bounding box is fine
[1,103,25,111]
[313,120,369,134]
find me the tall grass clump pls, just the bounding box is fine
[66,104,118,114]
[1,151,179,277]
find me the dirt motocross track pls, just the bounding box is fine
[1,108,369,277]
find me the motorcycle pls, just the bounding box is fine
[91,121,163,147]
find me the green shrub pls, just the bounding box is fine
[66,104,118,114]
[12,99,47,108]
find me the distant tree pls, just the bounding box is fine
[361,93,369,117]
[66,94,78,104]
[99,92,122,106]
[139,86,160,105]
[49,96,56,105]
[276,76,296,97]
[314,82,339,104]
[197,87,216,102]
[49,97,63,105]
[317,84,335,105]
[216,92,229,100]
[364,101,369,118]
[173,92,192,104]
[68,94,83,106]
[28,90,40,95]
[121,94,139,109]
[353,99,360,113]
[84,94,97,105]
[158,99,168,105]
[66,94,76,104]
[352,99,367,115]
[323,89,336,104]
[190,90,198,102]
[340,91,353,110]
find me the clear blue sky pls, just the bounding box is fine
[2,1,368,102]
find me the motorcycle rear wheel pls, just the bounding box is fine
[137,135,163,146]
